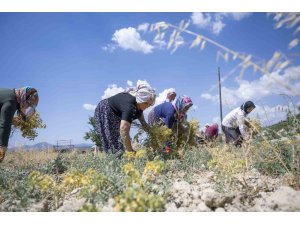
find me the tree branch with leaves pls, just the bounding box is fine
[84,116,102,147]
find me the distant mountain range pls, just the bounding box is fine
[8,142,93,151]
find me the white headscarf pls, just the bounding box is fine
[127,84,156,105]
[167,88,176,95]
[166,88,176,102]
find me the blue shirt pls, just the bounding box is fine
[154,102,176,129]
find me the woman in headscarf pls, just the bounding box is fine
[94,83,156,155]
[0,86,39,162]
[148,95,193,129]
[165,89,176,102]
[222,101,255,147]
[148,95,193,153]
[204,123,219,141]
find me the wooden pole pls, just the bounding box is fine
[218,67,223,129]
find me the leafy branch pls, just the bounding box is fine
[150,18,300,99]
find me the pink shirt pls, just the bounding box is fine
[205,124,219,139]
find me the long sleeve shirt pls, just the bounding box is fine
[222,107,247,136]
[154,102,176,129]
[205,124,219,139]
[0,88,18,147]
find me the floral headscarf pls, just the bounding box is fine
[172,95,193,120]
[15,86,38,109]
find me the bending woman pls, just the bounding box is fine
[0,87,39,162]
[94,84,156,155]
[148,95,193,129]
[148,95,193,152]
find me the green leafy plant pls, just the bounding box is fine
[11,112,46,140]
[114,187,165,212]
[84,116,102,148]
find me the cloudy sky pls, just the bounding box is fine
[1,12,299,147]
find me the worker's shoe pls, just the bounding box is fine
[0,146,7,163]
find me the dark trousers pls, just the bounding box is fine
[222,125,243,147]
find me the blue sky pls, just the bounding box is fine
[1,12,299,147]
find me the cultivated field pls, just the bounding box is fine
[1,118,300,212]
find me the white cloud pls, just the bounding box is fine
[212,20,226,35]
[101,80,154,101]
[104,22,184,54]
[191,12,252,35]
[142,87,176,120]
[153,88,176,106]
[83,104,96,111]
[191,12,226,35]
[191,13,212,29]
[101,84,125,100]
[201,66,300,108]
[137,23,149,33]
[111,27,154,54]
[223,13,253,21]
[202,88,241,107]
[136,79,151,87]
[249,104,299,126]
[201,93,219,102]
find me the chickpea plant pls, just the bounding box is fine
[12,111,46,140]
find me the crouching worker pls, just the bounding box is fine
[0,87,39,162]
[148,95,193,153]
[94,84,156,156]
[204,123,219,141]
[221,101,255,147]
